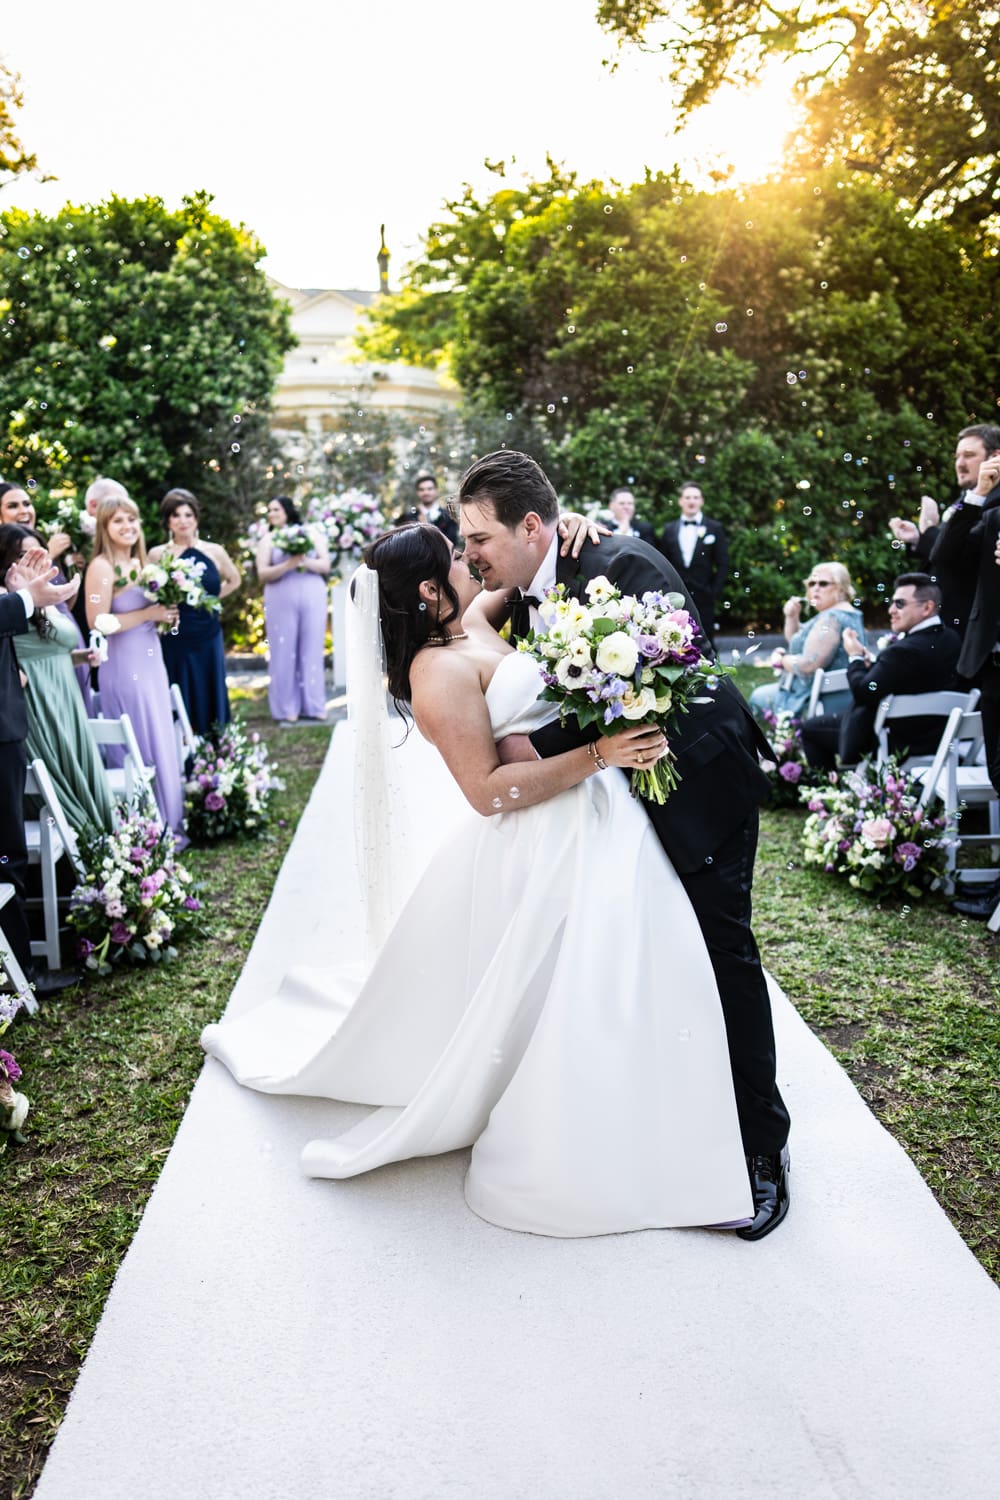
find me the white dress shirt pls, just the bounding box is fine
[678,513,704,568]
[523,533,559,633]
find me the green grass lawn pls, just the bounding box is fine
[2,679,998,1497]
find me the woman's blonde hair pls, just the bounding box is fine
[92,497,147,568]
[811,560,854,604]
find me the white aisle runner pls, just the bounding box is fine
[36,726,1000,1500]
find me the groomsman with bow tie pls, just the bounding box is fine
[657,482,730,646]
[607,486,655,544]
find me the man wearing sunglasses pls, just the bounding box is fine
[798,574,961,771]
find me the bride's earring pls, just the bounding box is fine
[418,601,427,612]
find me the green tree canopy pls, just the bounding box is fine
[361,163,998,625]
[0,56,43,190]
[0,192,295,539]
[596,1,1000,230]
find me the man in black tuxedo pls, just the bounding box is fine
[931,446,1000,918]
[607,486,655,545]
[889,423,1000,635]
[798,574,961,770]
[656,482,729,647]
[0,547,82,994]
[459,450,790,1240]
[395,473,460,545]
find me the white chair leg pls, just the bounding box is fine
[39,825,62,970]
[989,897,1000,935]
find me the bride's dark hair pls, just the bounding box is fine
[361,522,461,708]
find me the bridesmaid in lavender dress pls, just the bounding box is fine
[256,496,330,726]
[84,497,186,839]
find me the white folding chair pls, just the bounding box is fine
[86,713,161,825]
[874,689,981,773]
[0,882,35,1015]
[24,759,87,971]
[915,708,999,887]
[169,683,196,775]
[805,666,850,717]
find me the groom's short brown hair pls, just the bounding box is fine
[458,450,559,528]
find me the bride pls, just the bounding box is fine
[202,522,753,1236]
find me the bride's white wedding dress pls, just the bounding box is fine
[202,652,752,1236]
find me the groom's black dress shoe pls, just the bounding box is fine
[736,1147,790,1241]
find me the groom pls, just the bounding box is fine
[459,450,791,1240]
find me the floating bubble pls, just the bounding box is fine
[745,220,753,229]
[820,280,828,289]
[745,308,754,317]
[505,413,513,421]
[798,370,807,380]
[802,506,812,516]
[546,403,555,413]
[491,796,503,809]
[232,414,242,424]
[842,500,851,509]
[603,204,613,215]
[567,324,575,333]
[715,322,728,333]
[796,480,810,490]
[903,439,911,447]
[890,539,902,550]
[786,373,798,385]
[747,630,756,638]
[843,452,853,461]
[787,862,796,870]
[680,255,687,263]
[695,453,706,464]
[17,247,29,260]
[626,365,634,374]
[508,787,521,800]
[231,443,240,453]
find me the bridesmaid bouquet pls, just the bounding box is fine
[68,813,204,971]
[519,575,726,804]
[38,495,97,566]
[137,555,221,631]
[269,523,315,558]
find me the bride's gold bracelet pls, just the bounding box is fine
[587,742,609,771]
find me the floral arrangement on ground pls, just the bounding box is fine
[69,813,204,972]
[185,720,283,842]
[760,708,823,807]
[0,979,30,1144]
[800,757,954,898]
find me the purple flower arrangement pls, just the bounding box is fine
[305,489,386,573]
[800,757,954,898]
[68,813,204,972]
[519,575,728,804]
[185,721,283,842]
[760,708,822,807]
[0,1046,29,1142]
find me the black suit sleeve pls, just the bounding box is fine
[0,592,29,638]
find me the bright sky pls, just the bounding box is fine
[2,0,800,292]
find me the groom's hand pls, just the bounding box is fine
[496,734,540,764]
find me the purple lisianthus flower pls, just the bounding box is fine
[205,791,225,811]
[183,896,202,911]
[779,761,802,784]
[895,841,921,870]
[75,937,95,957]
[637,634,664,662]
[110,921,132,946]
[838,839,851,852]
[808,799,824,813]
[0,1049,22,1083]
[540,671,559,687]
[129,846,146,864]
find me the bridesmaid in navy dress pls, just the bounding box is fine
[148,489,241,735]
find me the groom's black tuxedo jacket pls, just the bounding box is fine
[522,535,772,874]
[0,592,29,744]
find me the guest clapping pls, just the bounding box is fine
[0,525,114,836]
[84,498,186,838]
[256,496,330,726]
[749,562,864,721]
[148,488,240,735]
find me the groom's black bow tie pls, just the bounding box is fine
[510,593,541,640]
[681,519,700,527]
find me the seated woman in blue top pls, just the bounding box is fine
[749,561,865,721]
[148,488,241,735]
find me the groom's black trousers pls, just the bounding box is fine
[676,809,790,1157]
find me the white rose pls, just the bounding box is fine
[93,612,122,635]
[595,631,639,676]
[620,685,658,720]
[655,690,672,713]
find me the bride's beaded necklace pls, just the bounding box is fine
[423,631,469,646]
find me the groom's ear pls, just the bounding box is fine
[522,512,545,542]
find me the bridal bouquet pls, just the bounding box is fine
[800,757,953,898]
[305,490,385,573]
[519,575,725,804]
[269,523,316,558]
[69,813,204,971]
[185,721,283,842]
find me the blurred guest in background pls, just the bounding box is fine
[607,486,655,544]
[749,562,864,721]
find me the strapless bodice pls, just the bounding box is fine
[484,650,558,737]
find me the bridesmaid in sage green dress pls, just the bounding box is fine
[0,524,114,836]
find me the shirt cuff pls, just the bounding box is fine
[17,588,34,620]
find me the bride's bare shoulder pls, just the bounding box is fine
[410,648,487,738]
